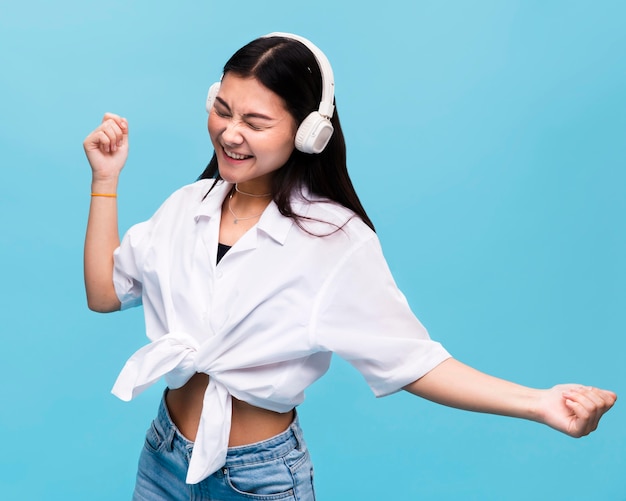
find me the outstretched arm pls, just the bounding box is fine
[83,113,129,312]
[404,358,616,438]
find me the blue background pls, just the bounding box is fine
[1,1,624,499]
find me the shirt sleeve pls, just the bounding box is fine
[113,219,151,310]
[312,235,451,397]
[112,181,207,311]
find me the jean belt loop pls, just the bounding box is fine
[165,424,177,452]
[160,389,177,452]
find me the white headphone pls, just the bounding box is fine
[205,32,335,154]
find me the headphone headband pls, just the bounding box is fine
[264,32,335,119]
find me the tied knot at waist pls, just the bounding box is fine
[112,331,202,401]
[111,331,233,483]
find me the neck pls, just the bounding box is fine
[228,187,272,215]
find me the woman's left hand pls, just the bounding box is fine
[538,385,617,437]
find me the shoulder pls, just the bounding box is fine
[293,192,375,243]
[161,178,220,206]
[148,179,226,218]
[122,179,226,240]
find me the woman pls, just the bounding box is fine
[83,33,616,500]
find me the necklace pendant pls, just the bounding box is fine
[234,218,238,224]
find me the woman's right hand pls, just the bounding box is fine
[83,112,129,181]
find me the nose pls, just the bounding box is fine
[221,119,244,146]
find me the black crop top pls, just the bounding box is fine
[216,243,231,264]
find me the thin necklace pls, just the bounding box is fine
[228,192,265,224]
[235,184,271,198]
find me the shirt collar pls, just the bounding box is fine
[193,180,230,222]
[192,180,295,246]
[257,200,294,246]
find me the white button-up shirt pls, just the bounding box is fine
[111,180,450,484]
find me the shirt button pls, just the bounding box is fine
[216,270,223,279]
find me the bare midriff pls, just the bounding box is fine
[165,373,295,446]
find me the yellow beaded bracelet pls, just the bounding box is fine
[91,193,117,198]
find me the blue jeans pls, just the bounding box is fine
[132,392,316,500]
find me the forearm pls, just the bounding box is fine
[83,113,129,312]
[404,358,541,422]
[404,357,616,438]
[84,176,122,312]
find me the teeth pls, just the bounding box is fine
[225,149,249,160]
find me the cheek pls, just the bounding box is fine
[278,133,297,159]
[267,125,297,162]
[207,114,216,135]
[270,140,296,167]
[207,114,221,145]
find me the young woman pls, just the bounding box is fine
[83,33,616,500]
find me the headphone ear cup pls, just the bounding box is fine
[295,112,334,154]
[206,82,221,113]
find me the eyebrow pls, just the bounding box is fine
[215,97,275,121]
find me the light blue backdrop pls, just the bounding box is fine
[1,1,624,499]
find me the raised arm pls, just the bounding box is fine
[83,113,129,312]
[404,358,616,438]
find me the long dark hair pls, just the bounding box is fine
[198,35,375,232]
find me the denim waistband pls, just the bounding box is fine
[155,391,304,469]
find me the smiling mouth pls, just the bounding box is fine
[224,148,252,160]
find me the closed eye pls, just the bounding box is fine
[245,121,266,131]
[214,107,231,119]
[214,97,274,130]
[214,98,232,118]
